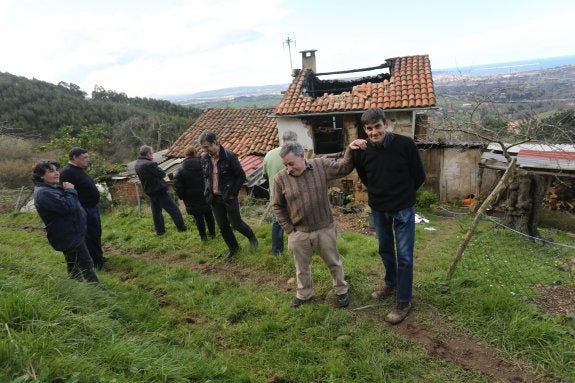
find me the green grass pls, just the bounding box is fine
[0,206,574,382]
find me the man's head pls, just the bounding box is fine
[32,160,60,185]
[69,147,90,168]
[199,130,220,157]
[139,145,154,159]
[280,141,306,177]
[280,130,298,145]
[184,147,196,158]
[361,107,389,145]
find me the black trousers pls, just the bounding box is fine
[85,206,105,267]
[211,195,255,251]
[63,243,99,283]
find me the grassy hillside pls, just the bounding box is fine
[1,203,574,382]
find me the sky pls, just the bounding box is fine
[1,0,574,98]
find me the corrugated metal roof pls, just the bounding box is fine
[240,155,263,177]
[517,149,575,171]
[126,149,169,176]
[240,154,265,188]
[481,145,575,172]
[487,143,575,154]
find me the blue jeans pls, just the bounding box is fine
[372,206,415,303]
[271,213,284,254]
[148,191,187,235]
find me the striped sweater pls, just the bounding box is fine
[272,149,353,234]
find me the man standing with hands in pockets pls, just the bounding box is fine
[349,107,426,324]
[272,141,354,308]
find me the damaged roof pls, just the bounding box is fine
[167,108,278,159]
[275,54,435,116]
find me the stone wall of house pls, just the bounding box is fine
[420,146,482,201]
[275,113,487,203]
[386,111,414,138]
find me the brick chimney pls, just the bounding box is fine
[300,49,317,72]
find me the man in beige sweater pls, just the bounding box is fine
[272,141,354,308]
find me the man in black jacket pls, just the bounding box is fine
[135,145,187,235]
[60,148,106,270]
[349,108,426,324]
[173,147,216,241]
[199,131,258,259]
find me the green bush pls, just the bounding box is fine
[416,188,439,209]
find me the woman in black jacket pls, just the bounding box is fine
[173,148,216,241]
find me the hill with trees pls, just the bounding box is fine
[0,72,202,161]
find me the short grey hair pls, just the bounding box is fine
[281,130,298,144]
[139,145,153,156]
[280,141,304,158]
[199,130,217,145]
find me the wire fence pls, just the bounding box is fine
[0,187,33,214]
[442,206,575,303]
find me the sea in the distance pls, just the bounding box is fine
[167,55,575,101]
[434,54,575,76]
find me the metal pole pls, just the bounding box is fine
[14,186,25,211]
[135,181,142,214]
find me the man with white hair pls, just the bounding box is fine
[272,141,354,308]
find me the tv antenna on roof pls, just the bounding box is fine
[283,33,296,70]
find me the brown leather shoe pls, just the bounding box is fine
[385,302,412,324]
[371,286,395,300]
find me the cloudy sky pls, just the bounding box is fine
[1,0,574,98]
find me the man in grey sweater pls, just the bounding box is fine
[272,142,353,308]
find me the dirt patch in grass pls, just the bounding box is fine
[331,204,374,236]
[534,284,575,315]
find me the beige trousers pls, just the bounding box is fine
[288,223,348,300]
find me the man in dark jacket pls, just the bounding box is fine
[349,107,426,324]
[199,131,258,259]
[134,145,187,235]
[173,147,216,241]
[33,160,99,282]
[60,147,106,270]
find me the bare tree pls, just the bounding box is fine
[431,80,573,276]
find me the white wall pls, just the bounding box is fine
[277,117,313,150]
[439,148,482,200]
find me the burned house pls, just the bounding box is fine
[272,50,484,202]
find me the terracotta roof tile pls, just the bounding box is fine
[167,108,277,159]
[274,54,435,116]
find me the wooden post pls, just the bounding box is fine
[447,158,516,278]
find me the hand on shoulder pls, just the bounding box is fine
[349,139,368,150]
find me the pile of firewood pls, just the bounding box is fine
[543,179,575,212]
